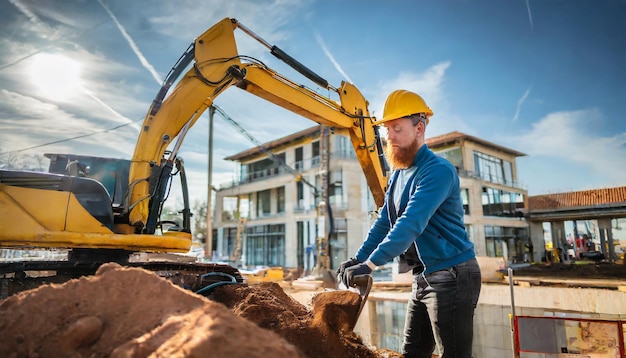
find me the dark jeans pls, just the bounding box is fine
[402,257,481,358]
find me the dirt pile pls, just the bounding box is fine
[208,282,375,357]
[511,262,626,279]
[0,263,400,358]
[0,263,302,357]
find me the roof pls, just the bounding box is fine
[528,186,626,211]
[426,131,526,157]
[225,126,321,161]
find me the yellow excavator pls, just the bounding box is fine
[0,18,387,298]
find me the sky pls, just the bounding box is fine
[1,0,625,210]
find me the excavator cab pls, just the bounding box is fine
[44,153,192,235]
[45,153,130,212]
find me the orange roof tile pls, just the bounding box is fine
[528,186,626,210]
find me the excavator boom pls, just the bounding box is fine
[127,18,387,237]
[0,18,387,298]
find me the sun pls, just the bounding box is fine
[29,53,84,101]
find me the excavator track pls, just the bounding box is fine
[0,256,244,299]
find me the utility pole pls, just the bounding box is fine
[316,125,331,273]
[205,107,215,261]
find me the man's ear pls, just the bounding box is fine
[416,120,426,135]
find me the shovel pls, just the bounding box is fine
[337,273,373,331]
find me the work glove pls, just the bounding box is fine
[342,263,372,288]
[336,257,360,278]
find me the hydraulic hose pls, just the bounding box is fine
[195,271,241,295]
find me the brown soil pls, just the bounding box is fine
[510,262,626,279]
[208,282,378,357]
[0,263,401,358]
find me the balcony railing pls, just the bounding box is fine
[218,150,356,189]
[456,168,526,190]
[243,166,288,183]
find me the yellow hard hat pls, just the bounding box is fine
[374,90,433,125]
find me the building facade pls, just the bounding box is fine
[428,132,529,263]
[213,126,376,272]
[212,127,529,270]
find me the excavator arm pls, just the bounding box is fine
[0,18,386,255]
[127,17,388,234]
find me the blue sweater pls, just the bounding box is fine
[355,145,476,275]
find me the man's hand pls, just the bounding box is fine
[342,263,373,288]
[336,257,360,278]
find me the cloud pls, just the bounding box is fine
[148,0,308,46]
[513,109,626,191]
[512,86,532,122]
[525,0,535,30]
[1,33,153,119]
[8,0,51,33]
[373,61,451,117]
[368,61,473,137]
[96,0,163,85]
[0,90,136,158]
[81,88,140,131]
[6,0,104,44]
[210,90,314,144]
[314,32,353,84]
[0,40,148,157]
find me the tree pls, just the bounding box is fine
[0,151,46,171]
[160,199,208,243]
[192,200,208,243]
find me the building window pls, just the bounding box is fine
[481,187,524,217]
[224,227,238,259]
[294,147,303,170]
[329,170,344,208]
[465,224,474,244]
[373,300,407,352]
[461,188,470,215]
[242,153,286,183]
[436,146,463,168]
[335,135,355,159]
[221,196,238,221]
[311,140,320,167]
[485,225,505,258]
[256,189,271,217]
[297,221,304,271]
[295,181,304,211]
[277,186,285,214]
[241,195,250,218]
[240,164,248,184]
[474,151,513,185]
[245,224,285,266]
[329,218,348,268]
[485,225,529,263]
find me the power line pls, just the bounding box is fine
[212,104,319,195]
[0,119,141,156]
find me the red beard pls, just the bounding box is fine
[384,139,420,169]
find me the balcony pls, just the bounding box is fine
[243,166,288,183]
[216,150,359,190]
[456,168,526,190]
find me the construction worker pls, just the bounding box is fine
[338,90,481,358]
